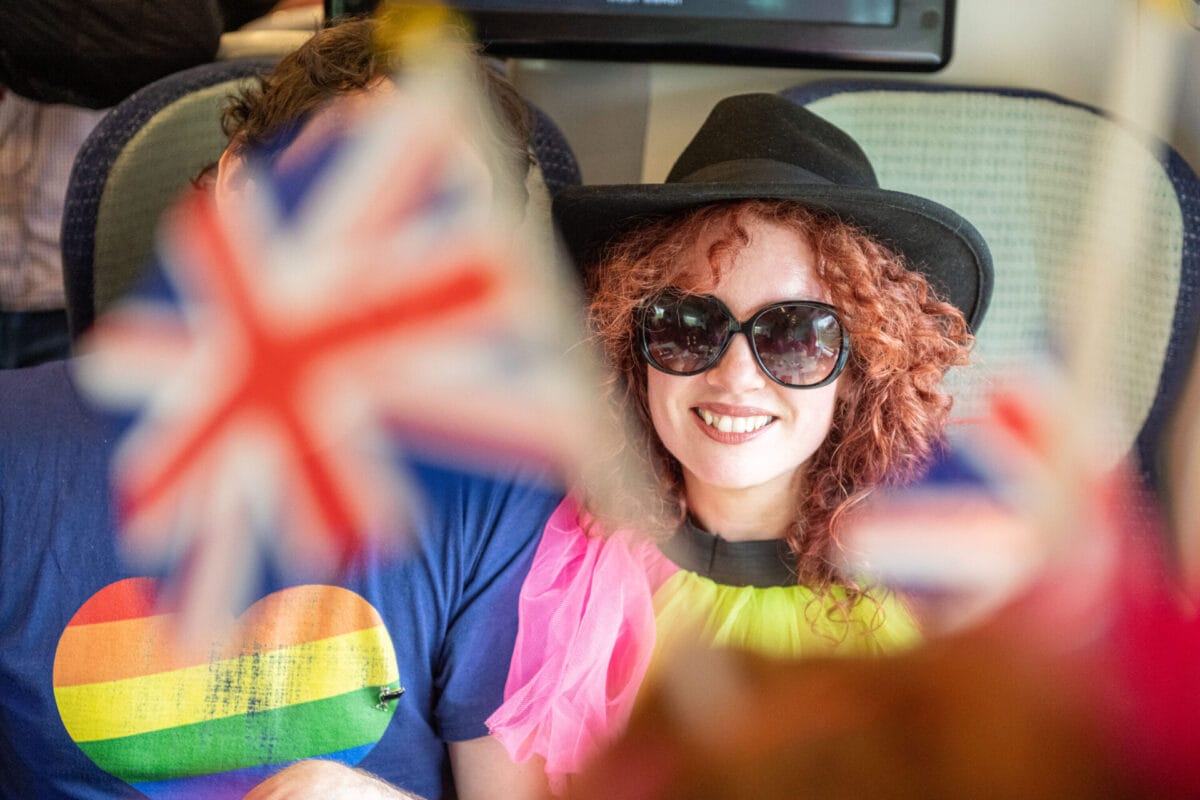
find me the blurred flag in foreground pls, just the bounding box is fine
[74,8,637,634]
[839,367,1125,636]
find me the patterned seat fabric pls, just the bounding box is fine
[782,80,1200,499]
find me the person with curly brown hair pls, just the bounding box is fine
[0,16,560,800]
[486,92,993,792]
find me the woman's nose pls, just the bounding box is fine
[705,332,767,393]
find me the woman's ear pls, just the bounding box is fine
[835,371,857,406]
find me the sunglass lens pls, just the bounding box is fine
[643,295,729,374]
[752,304,843,387]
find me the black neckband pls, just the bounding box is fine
[657,518,797,588]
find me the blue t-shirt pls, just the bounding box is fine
[0,361,563,800]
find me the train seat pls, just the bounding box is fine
[60,55,582,341]
[60,58,276,339]
[782,79,1200,497]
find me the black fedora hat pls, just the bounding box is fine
[553,92,993,330]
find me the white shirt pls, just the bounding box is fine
[0,91,107,311]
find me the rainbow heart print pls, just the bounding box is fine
[53,578,400,798]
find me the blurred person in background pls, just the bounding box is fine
[0,0,307,368]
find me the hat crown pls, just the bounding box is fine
[665,93,879,189]
[551,92,992,330]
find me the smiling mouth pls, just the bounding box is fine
[695,408,775,434]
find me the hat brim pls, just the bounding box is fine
[553,182,993,331]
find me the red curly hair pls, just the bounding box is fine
[588,199,973,590]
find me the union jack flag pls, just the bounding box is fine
[75,39,604,630]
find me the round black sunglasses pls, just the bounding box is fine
[638,291,849,389]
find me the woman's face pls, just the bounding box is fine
[646,216,841,517]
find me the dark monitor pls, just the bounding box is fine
[326,0,956,71]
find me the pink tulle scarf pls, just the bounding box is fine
[485,497,669,788]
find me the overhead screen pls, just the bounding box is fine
[326,0,956,71]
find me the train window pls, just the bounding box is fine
[326,0,955,71]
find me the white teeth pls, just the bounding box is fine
[697,409,772,433]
